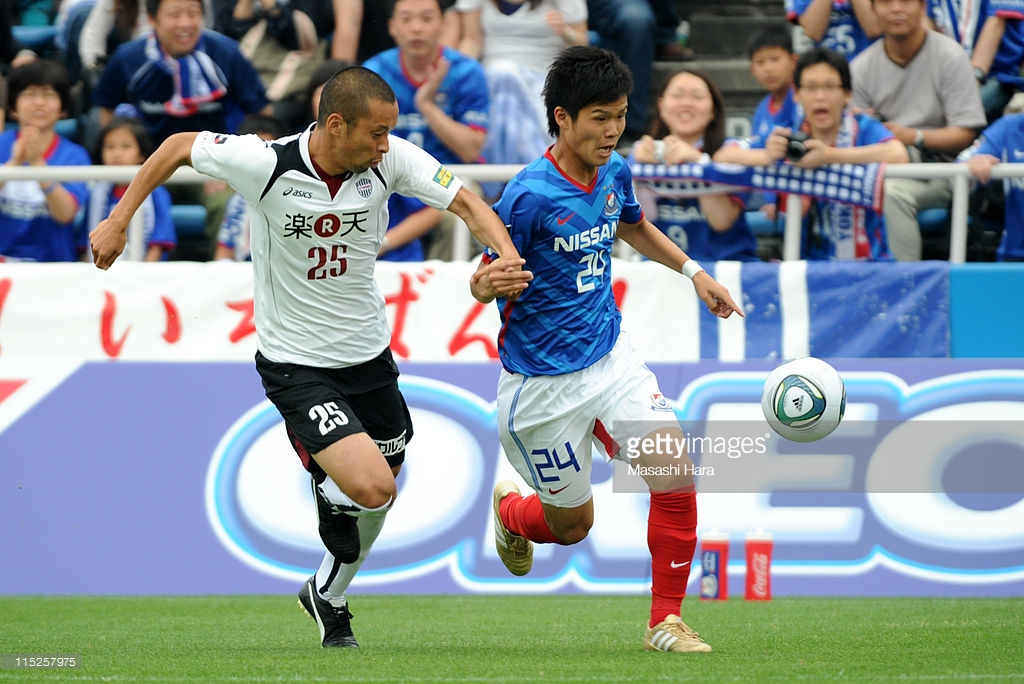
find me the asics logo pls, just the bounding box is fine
[284,187,314,198]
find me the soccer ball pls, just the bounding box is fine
[761,357,846,442]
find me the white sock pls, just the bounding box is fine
[314,506,389,607]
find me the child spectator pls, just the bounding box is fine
[747,24,802,220]
[962,112,1024,261]
[83,115,175,261]
[716,48,908,261]
[213,113,286,261]
[0,60,90,262]
[748,25,802,142]
[630,68,760,262]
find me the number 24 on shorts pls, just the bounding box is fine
[531,442,581,483]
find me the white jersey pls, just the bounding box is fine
[191,126,463,367]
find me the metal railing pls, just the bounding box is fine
[3,161,1022,263]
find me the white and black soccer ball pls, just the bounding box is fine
[761,357,846,442]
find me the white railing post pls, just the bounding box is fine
[784,193,803,261]
[126,211,145,262]
[948,173,971,264]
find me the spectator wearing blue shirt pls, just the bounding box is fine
[746,24,802,220]
[963,112,1024,260]
[716,48,908,261]
[629,68,759,262]
[363,0,489,260]
[84,115,176,261]
[786,0,881,59]
[92,0,271,145]
[0,60,90,262]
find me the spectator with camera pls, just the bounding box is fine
[850,0,985,261]
[715,48,908,261]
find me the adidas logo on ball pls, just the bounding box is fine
[762,358,846,443]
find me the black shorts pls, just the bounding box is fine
[255,348,413,475]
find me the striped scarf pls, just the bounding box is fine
[145,33,228,117]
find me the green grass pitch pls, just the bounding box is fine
[2,595,1022,682]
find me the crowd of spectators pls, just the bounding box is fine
[1,0,1022,263]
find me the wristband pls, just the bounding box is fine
[42,182,60,195]
[913,129,925,149]
[681,259,704,280]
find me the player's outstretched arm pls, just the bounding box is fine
[447,186,521,261]
[90,132,199,270]
[619,217,743,319]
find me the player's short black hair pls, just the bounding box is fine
[236,113,288,139]
[543,46,633,138]
[794,47,852,92]
[145,0,203,17]
[746,24,794,60]
[318,66,397,128]
[6,59,73,114]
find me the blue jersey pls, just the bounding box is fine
[748,112,893,261]
[650,195,759,262]
[751,88,801,141]
[363,46,489,164]
[93,31,270,144]
[626,147,758,262]
[971,112,1024,260]
[786,0,878,58]
[0,130,90,262]
[379,194,426,262]
[929,0,1024,88]
[486,150,642,376]
[217,192,251,261]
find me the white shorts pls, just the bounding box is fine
[496,332,681,508]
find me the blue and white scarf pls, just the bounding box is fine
[144,33,228,117]
[631,142,885,214]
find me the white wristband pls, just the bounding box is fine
[681,259,704,280]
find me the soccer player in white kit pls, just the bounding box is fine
[90,66,530,648]
[472,46,742,653]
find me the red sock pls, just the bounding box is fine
[647,489,697,628]
[500,492,562,544]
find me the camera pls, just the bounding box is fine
[784,131,811,162]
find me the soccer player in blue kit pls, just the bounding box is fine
[471,46,743,653]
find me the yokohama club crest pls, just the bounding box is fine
[603,190,619,217]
